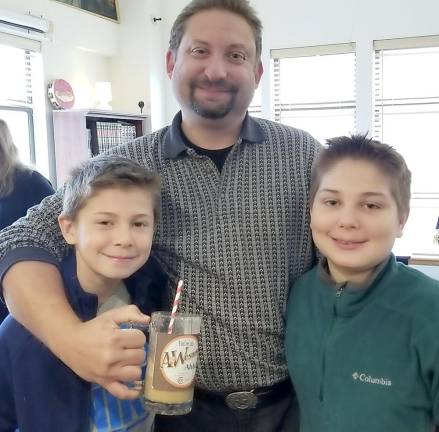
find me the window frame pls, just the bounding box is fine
[0,105,35,164]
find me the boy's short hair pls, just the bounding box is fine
[62,154,161,223]
[169,0,262,59]
[310,134,411,217]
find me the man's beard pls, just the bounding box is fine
[189,78,238,119]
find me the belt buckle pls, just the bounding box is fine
[225,391,257,410]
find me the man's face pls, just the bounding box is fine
[166,9,263,121]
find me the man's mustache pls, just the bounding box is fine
[190,79,238,94]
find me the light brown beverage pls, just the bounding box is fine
[143,312,201,415]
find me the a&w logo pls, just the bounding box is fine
[352,371,392,386]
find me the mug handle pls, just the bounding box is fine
[119,321,150,390]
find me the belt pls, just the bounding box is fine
[195,379,292,410]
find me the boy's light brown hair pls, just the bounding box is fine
[62,154,161,224]
[310,134,411,218]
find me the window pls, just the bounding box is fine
[0,43,40,165]
[267,38,438,255]
[0,16,48,177]
[373,37,439,256]
[271,43,356,144]
[248,86,262,118]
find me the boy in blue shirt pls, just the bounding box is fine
[285,135,439,432]
[0,154,168,431]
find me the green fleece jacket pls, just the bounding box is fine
[285,255,439,432]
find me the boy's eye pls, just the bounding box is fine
[323,199,338,207]
[133,221,148,228]
[97,220,111,226]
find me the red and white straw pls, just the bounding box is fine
[167,279,183,334]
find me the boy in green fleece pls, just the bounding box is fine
[285,135,439,432]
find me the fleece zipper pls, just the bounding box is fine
[319,284,346,403]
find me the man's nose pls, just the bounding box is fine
[204,55,228,81]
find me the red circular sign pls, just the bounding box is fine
[48,79,75,109]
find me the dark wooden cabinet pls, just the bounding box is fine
[53,109,150,185]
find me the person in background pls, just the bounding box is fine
[0,1,321,430]
[0,118,54,323]
[0,154,167,432]
[285,135,439,432]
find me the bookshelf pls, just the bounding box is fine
[52,109,150,186]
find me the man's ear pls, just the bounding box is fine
[166,50,176,79]
[255,60,263,86]
[58,214,77,245]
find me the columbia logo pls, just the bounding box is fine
[352,371,392,386]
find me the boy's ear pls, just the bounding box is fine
[397,211,410,238]
[58,214,77,245]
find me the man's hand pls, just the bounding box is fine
[3,262,149,400]
[60,305,150,399]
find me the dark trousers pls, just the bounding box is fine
[154,387,299,432]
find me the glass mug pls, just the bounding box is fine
[137,312,202,415]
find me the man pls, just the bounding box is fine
[0,0,320,430]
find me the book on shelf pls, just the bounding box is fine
[95,121,137,154]
[86,128,92,157]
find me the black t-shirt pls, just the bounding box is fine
[180,126,233,172]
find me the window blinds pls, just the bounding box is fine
[269,43,356,143]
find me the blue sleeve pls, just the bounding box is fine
[26,171,55,208]
[0,317,18,431]
[128,255,171,314]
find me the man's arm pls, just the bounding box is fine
[3,262,149,398]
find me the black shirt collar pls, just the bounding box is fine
[162,111,265,159]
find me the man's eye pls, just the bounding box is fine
[97,220,110,226]
[191,48,207,56]
[230,52,246,61]
[364,202,380,210]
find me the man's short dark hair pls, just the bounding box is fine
[169,0,262,59]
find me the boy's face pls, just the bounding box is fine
[310,158,407,284]
[59,186,154,294]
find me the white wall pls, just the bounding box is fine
[158,0,439,128]
[160,0,187,126]
[110,0,150,115]
[145,0,166,132]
